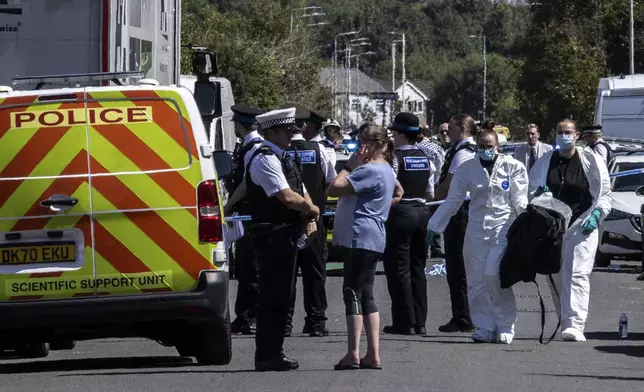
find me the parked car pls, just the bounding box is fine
[596,151,644,266]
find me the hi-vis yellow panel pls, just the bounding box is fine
[5,271,173,296]
[10,107,153,129]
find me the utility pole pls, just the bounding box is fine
[630,0,635,75]
[346,43,351,125]
[391,42,396,93]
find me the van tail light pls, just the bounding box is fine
[197,180,223,243]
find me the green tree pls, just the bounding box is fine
[182,0,332,112]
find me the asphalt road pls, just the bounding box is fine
[2,261,644,392]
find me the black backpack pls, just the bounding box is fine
[500,204,566,344]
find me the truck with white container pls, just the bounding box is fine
[594,74,644,139]
[0,0,236,151]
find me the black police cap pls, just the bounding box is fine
[388,112,421,133]
[231,104,266,125]
[581,124,603,134]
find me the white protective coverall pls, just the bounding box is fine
[428,154,529,342]
[528,148,611,339]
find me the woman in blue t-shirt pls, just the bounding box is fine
[327,125,401,371]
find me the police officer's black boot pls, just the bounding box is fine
[241,318,256,335]
[303,323,329,337]
[255,354,299,372]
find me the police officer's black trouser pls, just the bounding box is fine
[287,219,328,329]
[252,223,299,361]
[383,202,430,328]
[233,224,259,324]
[427,205,443,255]
[443,204,472,325]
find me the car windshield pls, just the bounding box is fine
[612,162,644,192]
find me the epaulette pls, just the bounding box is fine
[257,145,274,155]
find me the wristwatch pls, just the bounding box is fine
[343,165,353,173]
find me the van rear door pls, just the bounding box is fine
[0,92,95,301]
[85,88,216,297]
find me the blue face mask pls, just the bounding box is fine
[556,134,575,149]
[477,148,496,161]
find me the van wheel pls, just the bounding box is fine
[49,340,76,351]
[595,251,612,268]
[17,343,49,359]
[193,311,232,365]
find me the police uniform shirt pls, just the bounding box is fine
[291,134,337,183]
[392,145,436,201]
[242,130,264,169]
[311,134,338,168]
[592,138,609,162]
[448,136,476,174]
[249,140,308,197]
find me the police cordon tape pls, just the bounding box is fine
[224,168,644,222]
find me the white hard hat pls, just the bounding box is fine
[322,119,341,129]
[497,133,508,144]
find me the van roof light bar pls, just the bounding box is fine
[12,71,145,90]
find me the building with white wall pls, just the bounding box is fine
[395,81,431,126]
[319,67,396,128]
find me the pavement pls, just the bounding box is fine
[1,260,644,392]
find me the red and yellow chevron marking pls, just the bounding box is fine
[0,89,218,302]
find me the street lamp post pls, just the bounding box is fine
[353,51,376,124]
[390,32,406,107]
[290,6,322,35]
[344,38,370,125]
[333,31,358,118]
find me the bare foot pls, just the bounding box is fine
[360,356,381,367]
[338,353,359,366]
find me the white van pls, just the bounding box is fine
[594,74,644,139]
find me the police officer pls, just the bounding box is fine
[382,113,436,335]
[281,103,336,337]
[582,124,613,165]
[223,104,265,335]
[247,107,320,371]
[433,114,477,333]
[316,119,343,167]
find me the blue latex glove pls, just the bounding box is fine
[582,208,602,235]
[534,185,550,197]
[426,230,439,245]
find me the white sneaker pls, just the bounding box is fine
[472,329,495,343]
[497,333,514,344]
[561,327,586,342]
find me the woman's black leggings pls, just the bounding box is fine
[342,247,381,316]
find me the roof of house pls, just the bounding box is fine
[319,67,391,94]
[375,79,433,100]
[394,80,431,101]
